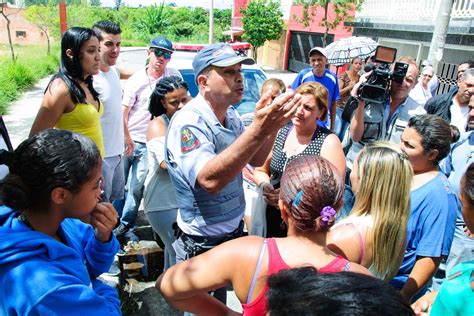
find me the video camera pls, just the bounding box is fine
[358,46,409,104]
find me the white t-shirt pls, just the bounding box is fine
[122,67,182,143]
[409,82,432,106]
[93,66,124,158]
[450,101,469,132]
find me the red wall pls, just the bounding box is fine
[232,0,249,28]
[288,3,354,39]
[285,3,355,72]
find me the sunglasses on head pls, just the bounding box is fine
[153,49,171,59]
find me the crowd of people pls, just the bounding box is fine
[0,19,473,315]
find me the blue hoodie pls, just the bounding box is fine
[0,206,121,316]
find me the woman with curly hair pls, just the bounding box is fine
[0,129,119,314]
[143,75,191,271]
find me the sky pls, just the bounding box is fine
[100,0,233,9]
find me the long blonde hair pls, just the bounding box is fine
[351,141,413,280]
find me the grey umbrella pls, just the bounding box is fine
[325,36,378,66]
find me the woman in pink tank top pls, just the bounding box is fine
[157,156,371,315]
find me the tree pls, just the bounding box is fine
[240,0,283,60]
[214,8,231,32]
[0,2,21,60]
[25,4,58,55]
[90,0,101,6]
[292,0,363,47]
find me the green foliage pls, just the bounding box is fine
[191,7,208,25]
[130,3,169,42]
[167,7,193,26]
[66,4,105,29]
[292,0,364,46]
[171,22,194,38]
[24,4,59,53]
[240,0,283,59]
[214,8,231,31]
[24,0,85,5]
[0,45,60,115]
[90,0,101,6]
[0,76,18,115]
[20,3,231,46]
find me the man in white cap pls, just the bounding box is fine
[291,46,340,131]
[165,42,301,305]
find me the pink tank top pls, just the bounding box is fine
[241,238,350,315]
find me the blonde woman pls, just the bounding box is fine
[327,141,413,280]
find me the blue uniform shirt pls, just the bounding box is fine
[166,94,246,236]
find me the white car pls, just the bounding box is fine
[168,51,268,116]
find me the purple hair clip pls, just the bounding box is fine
[320,206,336,226]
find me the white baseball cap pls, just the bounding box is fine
[308,47,327,58]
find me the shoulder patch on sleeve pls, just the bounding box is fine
[181,127,200,153]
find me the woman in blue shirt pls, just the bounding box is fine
[392,114,457,302]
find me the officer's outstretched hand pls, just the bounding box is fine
[252,88,302,135]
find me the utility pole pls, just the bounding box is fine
[427,0,453,72]
[59,0,67,35]
[209,0,214,44]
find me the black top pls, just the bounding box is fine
[270,122,330,182]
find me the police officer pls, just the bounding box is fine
[165,43,301,304]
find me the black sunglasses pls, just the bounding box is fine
[153,49,171,60]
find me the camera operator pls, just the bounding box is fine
[346,56,426,168]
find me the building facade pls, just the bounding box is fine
[0,3,50,47]
[352,0,474,92]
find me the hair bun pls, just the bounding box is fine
[0,149,15,168]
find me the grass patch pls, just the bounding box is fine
[0,44,60,115]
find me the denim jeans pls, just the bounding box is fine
[431,226,474,291]
[335,107,350,141]
[115,141,148,228]
[146,209,178,271]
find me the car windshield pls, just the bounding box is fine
[178,68,267,116]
